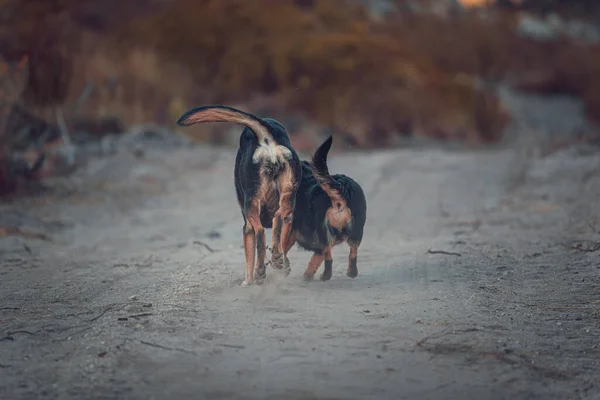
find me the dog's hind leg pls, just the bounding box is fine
[320,247,333,281]
[271,167,297,275]
[253,218,267,284]
[271,215,283,266]
[244,201,268,285]
[241,220,256,287]
[347,240,360,278]
[283,231,297,254]
[303,251,325,282]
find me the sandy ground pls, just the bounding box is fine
[1,130,599,400]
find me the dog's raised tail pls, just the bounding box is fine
[311,135,342,203]
[176,105,273,141]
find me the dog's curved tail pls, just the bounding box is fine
[176,105,274,141]
[311,135,342,204]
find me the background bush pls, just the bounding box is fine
[1,0,599,150]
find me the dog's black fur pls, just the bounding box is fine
[176,105,302,286]
[287,135,367,281]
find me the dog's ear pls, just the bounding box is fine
[177,105,272,141]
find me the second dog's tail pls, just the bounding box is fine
[311,135,342,203]
[176,105,275,142]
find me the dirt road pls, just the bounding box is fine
[1,134,599,399]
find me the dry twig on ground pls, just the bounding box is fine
[426,249,462,257]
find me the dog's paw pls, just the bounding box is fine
[321,261,332,281]
[253,267,266,284]
[282,257,292,276]
[303,272,314,282]
[346,268,358,279]
[240,279,253,287]
[270,252,284,270]
[320,272,332,281]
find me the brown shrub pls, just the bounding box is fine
[105,0,511,146]
[387,7,600,122]
[7,0,600,150]
[509,40,600,121]
[0,0,82,108]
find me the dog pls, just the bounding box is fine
[285,135,367,281]
[176,105,302,286]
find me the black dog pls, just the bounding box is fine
[284,135,367,281]
[176,105,302,286]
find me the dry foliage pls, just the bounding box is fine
[387,7,600,122]
[2,0,600,152]
[112,0,511,146]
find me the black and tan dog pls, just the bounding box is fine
[176,105,302,286]
[285,135,367,281]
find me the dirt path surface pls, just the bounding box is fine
[1,133,599,400]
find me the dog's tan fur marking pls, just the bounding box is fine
[271,166,297,271]
[349,244,358,259]
[242,220,256,286]
[241,179,272,286]
[254,225,266,276]
[283,231,297,253]
[325,248,332,262]
[303,251,326,281]
[325,201,353,231]
[275,166,297,241]
[310,141,353,232]
[249,203,266,282]
[277,166,296,219]
[248,179,274,283]
[255,176,275,205]
[181,108,272,141]
[312,163,342,204]
[253,142,293,164]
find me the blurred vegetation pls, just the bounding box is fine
[1,0,600,153]
[111,0,513,146]
[386,6,600,123]
[511,0,600,20]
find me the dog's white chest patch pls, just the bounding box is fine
[252,141,292,164]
